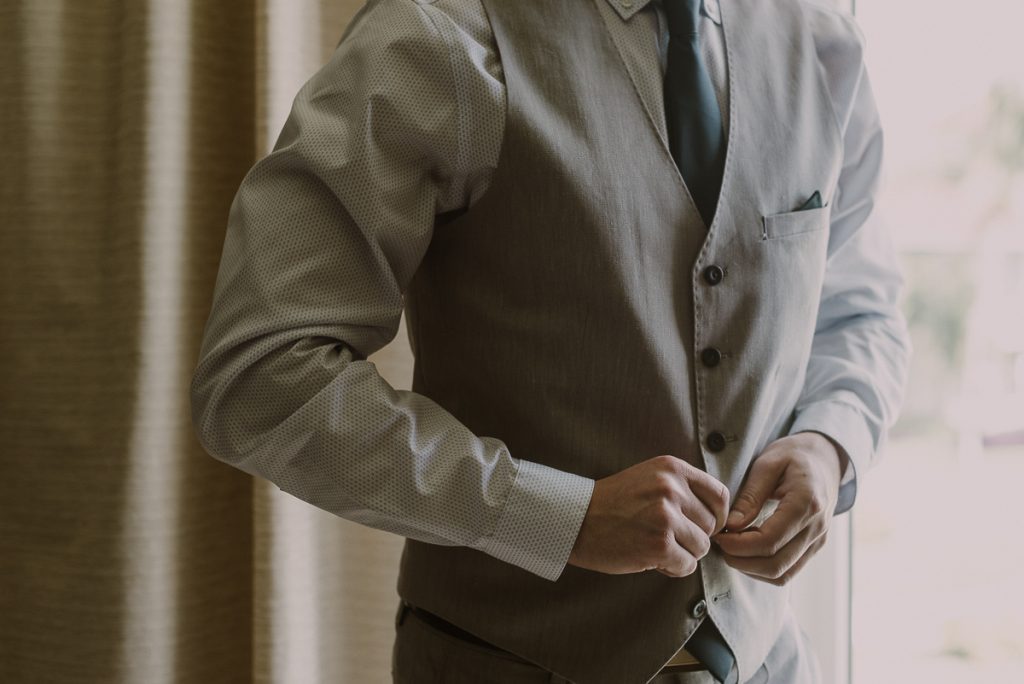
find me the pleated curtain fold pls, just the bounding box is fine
[1,1,410,681]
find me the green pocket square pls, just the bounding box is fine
[797,190,823,211]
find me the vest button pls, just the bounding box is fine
[703,264,724,285]
[701,347,722,367]
[706,431,727,452]
[690,598,708,619]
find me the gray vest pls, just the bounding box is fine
[399,1,844,682]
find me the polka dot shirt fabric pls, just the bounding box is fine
[189,0,728,582]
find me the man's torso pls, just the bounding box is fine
[399,1,853,682]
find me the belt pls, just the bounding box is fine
[403,601,526,658]
[660,645,708,673]
[400,601,709,675]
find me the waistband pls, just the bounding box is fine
[400,601,709,675]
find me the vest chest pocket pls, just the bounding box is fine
[760,205,829,240]
[750,204,832,395]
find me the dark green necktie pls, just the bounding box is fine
[663,0,725,229]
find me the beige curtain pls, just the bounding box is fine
[2,1,863,683]
[1,1,416,681]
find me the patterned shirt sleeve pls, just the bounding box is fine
[189,0,594,582]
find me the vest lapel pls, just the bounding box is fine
[592,0,670,145]
[595,0,736,233]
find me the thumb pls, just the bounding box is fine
[726,455,786,531]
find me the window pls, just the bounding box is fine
[850,1,1024,681]
[794,2,1024,679]
[794,1,1024,682]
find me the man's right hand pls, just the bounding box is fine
[566,454,730,578]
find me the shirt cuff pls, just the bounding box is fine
[472,459,595,582]
[788,400,874,515]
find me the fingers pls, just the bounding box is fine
[719,525,812,579]
[714,494,814,559]
[674,515,713,563]
[712,443,834,586]
[655,516,709,578]
[725,454,787,531]
[682,465,731,534]
[724,530,829,586]
[679,497,717,537]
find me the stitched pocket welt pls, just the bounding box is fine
[760,205,829,240]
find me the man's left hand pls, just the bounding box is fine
[712,432,843,586]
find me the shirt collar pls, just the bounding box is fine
[605,0,722,25]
